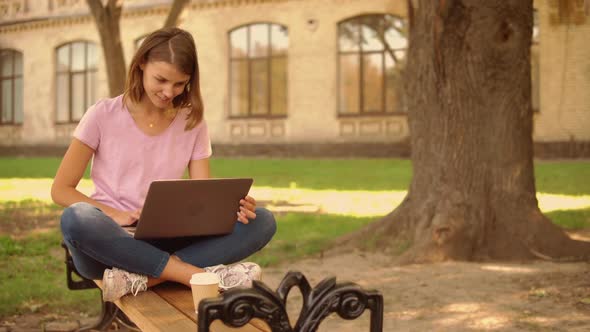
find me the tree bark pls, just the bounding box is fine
[341,0,590,262]
[86,0,126,97]
[87,0,192,97]
[163,0,191,28]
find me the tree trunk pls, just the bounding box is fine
[341,0,590,262]
[87,0,191,97]
[163,0,191,28]
[87,0,126,97]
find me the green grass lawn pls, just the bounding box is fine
[1,157,589,194]
[0,157,589,318]
[545,207,590,230]
[248,213,374,266]
[0,231,100,317]
[0,211,373,317]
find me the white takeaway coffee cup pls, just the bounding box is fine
[189,272,220,313]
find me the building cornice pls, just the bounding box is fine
[0,0,295,34]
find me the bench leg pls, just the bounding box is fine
[77,301,118,332]
[114,310,140,331]
[61,241,139,331]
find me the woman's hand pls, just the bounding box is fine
[108,209,141,226]
[237,195,257,224]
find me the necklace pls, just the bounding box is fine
[147,114,159,128]
[126,100,157,129]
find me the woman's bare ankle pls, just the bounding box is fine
[160,256,204,286]
[147,277,165,287]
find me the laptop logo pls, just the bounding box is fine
[187,202,205,217]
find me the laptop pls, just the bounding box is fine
[126,178,253,239]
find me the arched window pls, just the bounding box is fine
[55,41,98,123]
[0,49,23,125]
[229,23,288,117]
[338,14,408,115]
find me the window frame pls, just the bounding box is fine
[228,22,289,119]
[55,40,98,124]
[0,49,24,126]
[336,13,408,117]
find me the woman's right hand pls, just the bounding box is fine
[108,209,141,226]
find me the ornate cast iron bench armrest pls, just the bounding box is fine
[198,271,383,332]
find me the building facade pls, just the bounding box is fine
[0,0,588,156]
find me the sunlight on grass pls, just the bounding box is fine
[0,179,94,202]
[536,193,590,212]
[1,179,589,217]
[252,187,407,217]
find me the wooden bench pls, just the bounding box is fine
[63,242,383,331]
[62,242,269,331]
[94,280,270,332]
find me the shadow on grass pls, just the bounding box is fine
[0,199,62,237]
[545,206,590,230]
[0,230,101,318]
[534,162,590,196]
[247,213,376,266]
[1,200,589,319]
[0,200,375,318]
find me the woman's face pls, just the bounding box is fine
[140,61,191,110]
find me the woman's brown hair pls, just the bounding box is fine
[124,27,203,130]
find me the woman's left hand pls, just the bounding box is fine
[237,195,257,224]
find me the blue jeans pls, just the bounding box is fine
[60,202,277,280]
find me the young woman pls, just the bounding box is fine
[51,27,276,302]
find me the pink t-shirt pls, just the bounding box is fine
[73,95,212,212]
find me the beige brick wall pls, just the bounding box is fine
[534,0,590,141]
[174,0,408,144]
[0,16,109,145]
[0,0,588,148]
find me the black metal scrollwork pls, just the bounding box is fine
[197,271,383,332]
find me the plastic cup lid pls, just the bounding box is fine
[190,272,219,285]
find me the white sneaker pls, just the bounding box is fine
[204,262,262,291]
[102,267,148,302]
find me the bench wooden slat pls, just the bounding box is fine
[95,280,271,332]
[116,290,196,332]
[153,283,271,332]
[95,280,194,332]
